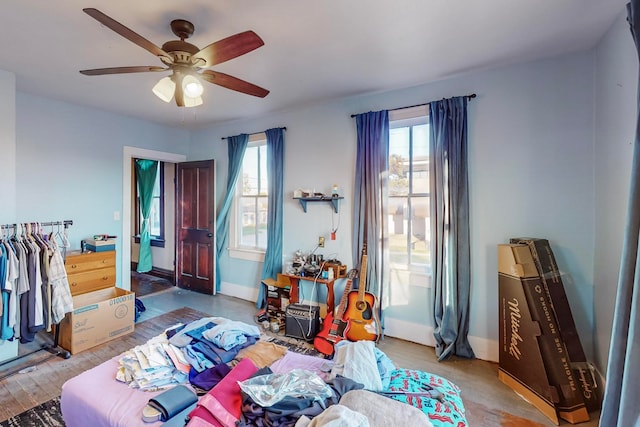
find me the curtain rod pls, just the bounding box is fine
[350,93,476,118]
[221,127,287,140]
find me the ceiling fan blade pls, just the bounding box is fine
[80,66,167,76]
[200,71,269,98]
[192,31,264,68]
[83,8,171,61]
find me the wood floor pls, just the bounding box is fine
[0,283,601,426]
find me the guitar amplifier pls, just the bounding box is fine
[285,304,320,342]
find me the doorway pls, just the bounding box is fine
[121,147,186,291]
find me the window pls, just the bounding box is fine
[387,106,430,287]
[230,134,268,259]
[134,160,165,247]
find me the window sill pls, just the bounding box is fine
[229,248,265,263]
[133,236,166,248]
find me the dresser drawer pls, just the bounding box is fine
[67,268,116,295]
[65,251,115,274]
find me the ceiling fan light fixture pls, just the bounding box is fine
[152,76,175,103]
[182,75,204,98]
[184,95,203,108]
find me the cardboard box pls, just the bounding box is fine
[510,237,601,411]
[498,244,589,424]
[58,287,135,354]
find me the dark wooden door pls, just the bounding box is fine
[175,160,216,294]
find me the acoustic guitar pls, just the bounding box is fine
[344,246,380,342]
[313,269,357,356]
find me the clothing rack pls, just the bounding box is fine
[0,219,73,379]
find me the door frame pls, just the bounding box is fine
[121,146,186,291]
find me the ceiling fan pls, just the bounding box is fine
[80,8,269,107]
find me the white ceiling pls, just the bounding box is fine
[0,1,627,130]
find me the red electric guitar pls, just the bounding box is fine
[344,246,380,342]
[313,269,357,356]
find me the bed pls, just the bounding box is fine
[60,319,468,427]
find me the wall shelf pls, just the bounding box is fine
[294,196,344,213]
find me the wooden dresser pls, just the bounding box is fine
[64,250,116,296]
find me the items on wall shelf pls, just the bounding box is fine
[0,219,74,379]
[293,196,344,213]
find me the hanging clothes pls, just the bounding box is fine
[0,223,74,344]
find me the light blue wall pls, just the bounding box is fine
[15,92,190,287]
[191,48,600,362]
[0,70,16,224]
[594,10,637,373]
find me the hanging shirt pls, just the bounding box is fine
[3,240,19,329]
[30,238,44,327]
[0,244,9,340]
[13,239,29,296]
[48,245,73,324]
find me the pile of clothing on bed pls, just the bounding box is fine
[115,316,468,427]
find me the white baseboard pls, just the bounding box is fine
[220,281,499,362]
[378,316,498,362]
[220,281,258,303]
[468,335,499,362]
[383,316,437,347]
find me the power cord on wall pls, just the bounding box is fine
[298,259,327,338]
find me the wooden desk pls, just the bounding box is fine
[283,274,336,316]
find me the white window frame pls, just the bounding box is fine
[388,105,431,288]
[229,133,267,262]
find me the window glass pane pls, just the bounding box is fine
[410,197,429,266]
[152,165,161,197]
[150,197,161,236]
[388,197,409,267]
[243,147,259,196]
[239,197,258,246]
[389,127,409,196]
[411,124,429,194]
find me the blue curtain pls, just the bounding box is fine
[352,111,389,314]
[429,96,474,361]
[214,134,249,292]
[257,128,285,308]
[600,2,640,425]
[135,159,158,273]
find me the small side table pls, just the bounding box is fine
[282,274,336,317]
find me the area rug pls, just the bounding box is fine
[0,397,63,427]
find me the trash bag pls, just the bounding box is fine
[135,298,146,322]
